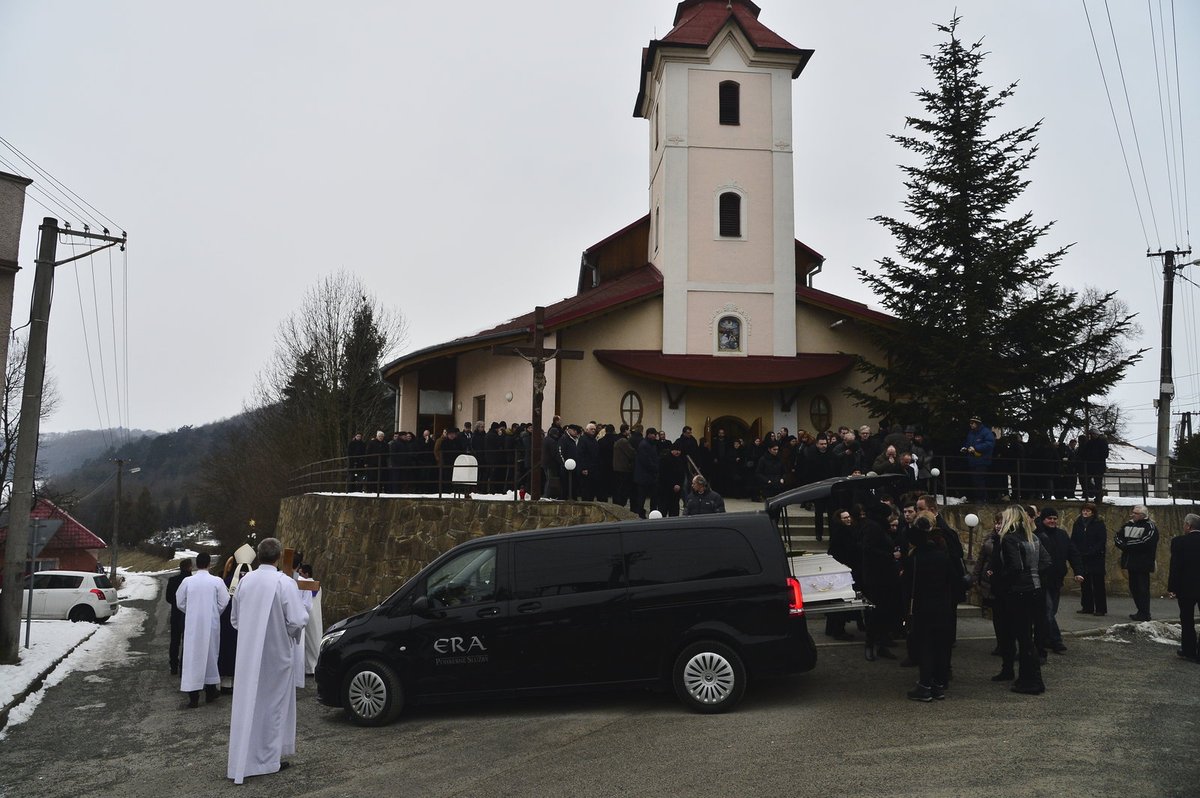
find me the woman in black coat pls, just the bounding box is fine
[1071,502,1108,616]
[992,505,1052,694]
[903,515,955,701]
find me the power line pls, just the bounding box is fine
[1081,0,1151,248]
[0,135,123,233]
[1102,0,1161,246]
[1149,0,1181,245]
[1170,0,1191,246]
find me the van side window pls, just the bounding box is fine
[513,534,625,599]
[625,528,761,585]
[425,547,498,607]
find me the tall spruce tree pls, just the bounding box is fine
[848,16,1141,446]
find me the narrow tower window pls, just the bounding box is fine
[719,192,741,238]
[719,81,740,125]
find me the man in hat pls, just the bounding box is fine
[1034,507,1083,654]
[961,416,995,501]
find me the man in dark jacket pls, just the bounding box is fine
[1167,513,1200,662]
[633,428,661,518]
[576,423,600,501]
[165,559,194,675]
[1116,505,1160,621]
[612,425,635,509]
[803,435,836,541]
[658,442,688,517]
[364,431,390,493]
[558,424,582,499]
[346,432,367,487]
[684,475,725,515]
[1079,429,1109,501]
[1034,508,1084,654]
[541,425,563,499]
[754,443,787,499]
[1070,502,1108,615]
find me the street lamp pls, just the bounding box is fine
[964,512,980,561]
[563,458,577,500]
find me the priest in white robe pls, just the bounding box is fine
[292,570,313,688]
[227,538,309,785]
[175,552,230,709]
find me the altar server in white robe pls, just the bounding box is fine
[292,569,313,688]
[175,552,229,709]
[299,563,323,676]
[227,538,309,784]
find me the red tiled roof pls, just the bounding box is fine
[0,498,107,551]
[593,350,854,388]
[636,0,813,115]
[796,286,894,326]
[381,265,664,379]
[664,0,799,52]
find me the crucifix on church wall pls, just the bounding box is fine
[492,306,583,499]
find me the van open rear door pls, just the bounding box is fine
[764,474,905,617]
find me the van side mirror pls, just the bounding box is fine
[412,595,440,617]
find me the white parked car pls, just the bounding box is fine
[17,570,120,623]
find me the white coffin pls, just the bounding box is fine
[789,553,857,604]
[452,453,478,485]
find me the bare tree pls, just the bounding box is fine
[1,332,59,516]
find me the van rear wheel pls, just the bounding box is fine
[673,641,746,713]
[342,661,404,726]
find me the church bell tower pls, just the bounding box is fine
[635,0,812,359]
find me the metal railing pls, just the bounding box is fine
[286,452,529,499]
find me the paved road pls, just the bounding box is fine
[2,578,1197,798]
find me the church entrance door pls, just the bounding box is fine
[709,415,751,443]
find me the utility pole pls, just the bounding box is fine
[1149,248,1194,497]
[109,459,124,582]
[0,218,125,665]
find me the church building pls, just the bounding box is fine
[382,0,887,442]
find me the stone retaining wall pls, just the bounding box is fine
[276,495,636,624]
[942,502,1199,599]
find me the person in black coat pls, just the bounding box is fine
[859,502,901,662]
[558,425,582,500]
[576,423,600,501]
[992,505,1052,694]
[825,508,862,641]
[1115,505,1160,621]
[633,428,661,518]
[658,444,688,517]
[1034,507,1084,654]
[803,435,836,541]
[904,516,956,701]
[346,432,367,488]
[1070,502,1108,615]
[1167,513,1200,662]
[364,431,389,493]
[754,442,787,499]
[541,425,564,499]
[165,559,193,675]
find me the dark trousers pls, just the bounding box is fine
[1045,583,1063,648]
[1128,570,1152,618]
[1080,573,1108,614]
[910,618,952,687]
[612,472,632,509]
[1178,596,1199,659]
[1005,591,1044,688]
[813,499,828,541]
[169,616,184,670]
[633,482,656,518]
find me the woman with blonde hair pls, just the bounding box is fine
[990,505,1052,694]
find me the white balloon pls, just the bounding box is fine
[648,510,663,519]
[930,467,941,477]
[564,458,577,471]
[965,513,980,527]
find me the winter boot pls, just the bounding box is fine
[907,683,933,702]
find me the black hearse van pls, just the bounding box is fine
[315,512,817,725]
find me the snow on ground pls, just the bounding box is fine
[1091,620,1182,647]
[0,570,158,739]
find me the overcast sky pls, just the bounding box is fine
[1,1,1196,448]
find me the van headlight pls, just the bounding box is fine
[320,629,345,653]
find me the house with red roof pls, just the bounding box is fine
[0,498,108,575]
[382,1,889,442]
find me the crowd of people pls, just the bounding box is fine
[343,417,1113,510]
[164,539,321,783]
[825,495,1200,701]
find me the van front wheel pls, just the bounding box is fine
[672,641,746,713]
[342,661,404,726]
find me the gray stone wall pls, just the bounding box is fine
[943,502,1199,599]
[277,495,637,625]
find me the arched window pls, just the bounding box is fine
[809,395,832,432]
[719,192,741,238]
[717,316,742,352]
[621,391,643,428]
[719,81,740,125]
